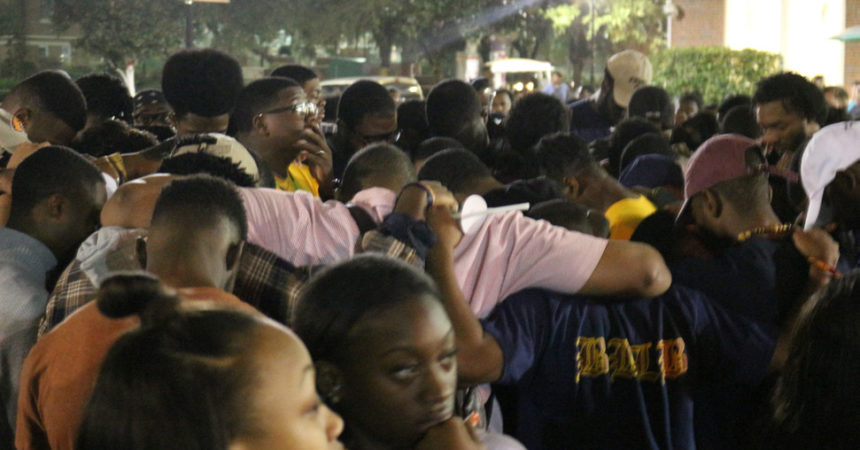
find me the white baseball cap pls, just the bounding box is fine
[800,121,860,230]
[607,50,653,108]
[169,133,260,182]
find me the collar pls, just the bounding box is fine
[0,227,57,275]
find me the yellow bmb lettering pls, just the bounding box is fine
[630,342,661,382]
[607,338,637,380]
[658,338,689,379]
[576,337,609,382]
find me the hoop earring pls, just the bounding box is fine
[11,115,24,132]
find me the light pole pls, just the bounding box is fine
[663,0,679,49]
[185,0,194,48]
[590,0,595,84]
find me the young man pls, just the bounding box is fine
[418,184,836,450]
[331,80,398,179]
[270,64,325,125]
[0,71,87,153]
[752,72,826,222]
[0,147,105,445]
[568,50,652,142]
[230,77,332,196]
[96,48,247,182]
[667,134,836,448]
[425,80,490,163]
[536,132,657,240]
[74,72,133,133]
[16,176,249,450]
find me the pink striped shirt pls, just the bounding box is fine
[240,187,607,317]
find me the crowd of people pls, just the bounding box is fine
[0,46,857,450]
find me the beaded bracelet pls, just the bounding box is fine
[807,256,842,279]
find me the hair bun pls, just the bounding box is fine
[97,272,177,321]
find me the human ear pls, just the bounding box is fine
[315,361,345,405]
[225,240,244,273]
[136,236,147,269]
[252,114,268,135]
[45,194,66,220]
[703,190,723,218]
[562,176,581,200]
[12,109,31,132]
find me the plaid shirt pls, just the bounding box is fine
[39,228,418,337]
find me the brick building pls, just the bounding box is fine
[0,0,82,69]
[669,0,860,92]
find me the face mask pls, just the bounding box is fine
[0,108,30,153]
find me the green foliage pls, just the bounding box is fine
[53,0,185,68]
[544,4,582,33]
[652,46,783,105]
[52,0,293,70]
[586,0,665,52]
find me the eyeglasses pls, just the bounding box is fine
[259,101,319,120]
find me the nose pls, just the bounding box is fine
[324,403,344,442]
[420,362,456,405]
[760,128,778,146]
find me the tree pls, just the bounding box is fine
[542,0,666,85]
[195,0,297,65]
[295,0,492,75]
[1,0,38,78]
[53,0,294,89]
[53,0,185,89]
[652,46,782,104]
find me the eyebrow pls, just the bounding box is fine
[379,328,455,357]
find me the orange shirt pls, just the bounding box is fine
[15,287,253,450]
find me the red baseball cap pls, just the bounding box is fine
[677,134,760,221]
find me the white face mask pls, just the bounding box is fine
[0,108,30,153]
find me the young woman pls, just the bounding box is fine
[76,273,344,450]
[769,271,860,449]
[294,254,520,450]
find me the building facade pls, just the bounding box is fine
[670,0,860,91]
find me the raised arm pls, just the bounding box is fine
[423,200,504,386]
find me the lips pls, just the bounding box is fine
[416,403,454,431]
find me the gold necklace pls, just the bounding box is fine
[736,223,794,242]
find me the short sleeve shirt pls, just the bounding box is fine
[482,286,777,450]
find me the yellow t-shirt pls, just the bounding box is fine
[274,162,320,197]
[604,195,657,241]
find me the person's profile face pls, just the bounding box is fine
[236,324,345,449]
[58,181,107,261]
[336,295,456,448]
